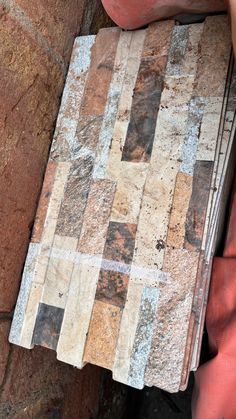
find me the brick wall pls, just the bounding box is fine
[0,0,103,416]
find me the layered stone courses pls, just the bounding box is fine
[10,17,233,393]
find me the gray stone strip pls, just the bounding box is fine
[127,287,160,389]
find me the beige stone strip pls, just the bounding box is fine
[41,236,78,309]
[33,162,71,284]
[113,282,143,384]
[144,248,199,393]
[57,254,102,368]
[83,300,122,370]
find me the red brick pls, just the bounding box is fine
[0,321,10,387]
[15,0,86,61]
[0,346,67,404]
[62,365,101,419]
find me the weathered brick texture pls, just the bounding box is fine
[0,0,105,417]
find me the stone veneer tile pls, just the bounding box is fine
[9,243,41,346]
[167,172,193,249]
[80,28,120,117]
[122,56,167,162]
[83,300,122,370]
[78,180,116,255]
[32,162,57,243]
[51,36,95,161]
[92,30,139,180]
[32,303,64,350]
[128,287,159,389]
[41,236,77,309]
[193,16,231,97]
[57,254,102,368]
[56,157,93,238]
[184,161,213,251]
[144,248,199,393]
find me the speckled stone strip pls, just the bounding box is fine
[57,253,102,368]
[167,172,193,249]
[180,96,207,176]
[95,222,137,308]
[9,243,41,346]
[193,16,231,97]
[184,161,214,252]
[32,303,64,350]
[55,157,94,238]
[127,287,159,389]
[80,28,120,117]
[92,30,139,179]
[31,162,57,243]
[51,36,95,161]
[145,248,199,393]
[78,180,116,254]
[166,25,189,76]
[83,300,122,370]
[20,283,44,348]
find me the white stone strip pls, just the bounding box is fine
[9,243,41,346]
[93,30,145,179]
[51,36,95,160]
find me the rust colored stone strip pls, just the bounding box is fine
[31,161,57,243]
[55,156,94,238]
[167,172,193,249]
[80,28,120,117]
[95,270,129,309]
[193,16,231,97]
[32,303,64,350]
[78,179,116,255]
[121,56,167,162]
[184,161,214,251]
[142,20,174,58]
[83,300,122,370]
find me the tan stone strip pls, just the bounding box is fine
[144,248,199,393]
[83,300,122,370]
[167,172,193,249]
[41,235,78,309]
[20,283,43,348]
[57,254,102,368]
[193,16,231,97]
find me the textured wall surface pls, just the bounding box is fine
[0,0,106,417]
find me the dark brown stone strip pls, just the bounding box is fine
[32,303,64,350]
[55,156,93,238]
[95,222,137,307]
[121,55,167,162]
[80,28,120,117]
[184,161,213,251]
[32,161,57,243]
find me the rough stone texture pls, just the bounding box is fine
[0,321,10,387]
